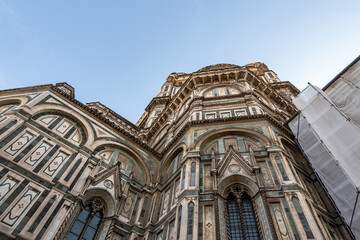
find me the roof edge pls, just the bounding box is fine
[323,55,360,91]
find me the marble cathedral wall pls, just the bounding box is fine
[0,64,353,240]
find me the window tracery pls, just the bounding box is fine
[225,185,260,240]
[67,198,104,240]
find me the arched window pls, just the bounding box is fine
[187,202,194,240]
[190,162,196,186]
[226,186,260,240]
[241,193,260,239]
[227,193,243,239]
[67,199,103,240]
[181,165,186,190]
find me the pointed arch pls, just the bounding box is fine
[218,174,259,198]
[91,140,153,185]
[280,138,308,170]
[161,144,186,175]
[83,188,116,218]
[224,184,261,240]
[63,189,114,240]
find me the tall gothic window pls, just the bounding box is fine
[275,156,289,181]
[190,162,196,186]
[176,206,182,240]
[226,186,260,240]
[67,199,104,240]
[181,165,186,189]
[227,193,244,239]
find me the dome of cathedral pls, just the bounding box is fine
[196,63,241,72]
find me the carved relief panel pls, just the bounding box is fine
[121,191,136,219]
[270,203,292,240]
[204,205,215,240]
[258,161,274,186]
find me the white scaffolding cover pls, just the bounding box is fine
[289,84,360,239]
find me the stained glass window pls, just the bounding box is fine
[227,194,244,240]
[67,205,103,240]
[241,193,260,240]
[226,191,260,240]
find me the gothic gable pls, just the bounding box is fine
[89,162,122,200]
[217,147,255,181]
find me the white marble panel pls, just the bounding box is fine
[1,188,38,226]
[43,151,69,177]
[5,132,34,156]
[55,119,72,134]
[25,141,52,166]
[0,177,18,202]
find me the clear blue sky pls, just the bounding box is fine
[0,1,359,123]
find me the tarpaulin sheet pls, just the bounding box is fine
[289,84,360,238]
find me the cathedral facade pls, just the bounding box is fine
[0,63,352,239]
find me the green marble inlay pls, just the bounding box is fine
[281,198,300,240]
[13,135,44,163]
[36,199,64,240]
[11,190,49,236]
[0,125,26,149]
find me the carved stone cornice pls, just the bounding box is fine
[158,114,294,156]
[270,81,301,97]
[145,96,170,112]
